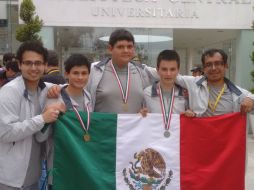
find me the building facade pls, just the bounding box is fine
[0,0,254,90]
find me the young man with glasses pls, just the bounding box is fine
[176,48,254,116]
[0,41,64,190]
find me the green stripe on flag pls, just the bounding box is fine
[52,111,117,190]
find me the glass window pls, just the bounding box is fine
[54,27,173,68]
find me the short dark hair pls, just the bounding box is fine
[47,50,59,67]
[16,41,48,64]
[157,50,180,68]
[3,53,15,66]
[64,54,90,73]
[190,65,202,72]
[6,60,20,73]
[201,49,228,65]
[109,29,135,47]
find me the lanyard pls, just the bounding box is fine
[158,84,175,138]
[208,84,225,113]
[72,104,91,142]
[110,61,130,105]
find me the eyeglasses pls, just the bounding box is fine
[204,61,225,69]
[22,60,45,67]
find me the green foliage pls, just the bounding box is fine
[16,0,43,42]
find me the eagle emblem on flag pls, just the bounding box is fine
[123,148,173,190]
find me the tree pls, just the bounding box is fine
[16,0,43,42]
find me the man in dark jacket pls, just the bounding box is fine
[42,50,66,84]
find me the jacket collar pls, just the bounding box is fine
[60,85,91,110]
[196,76,242,96]
[151,81,183,97]
[60,86,73,110]
[95,57,111,69]
[95,57,141,69]
[23,77,46,99]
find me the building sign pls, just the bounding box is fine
[22,0,254,29]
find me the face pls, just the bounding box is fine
[157,60,179,87]
[203,52,228,83]
[19,51,46,84]
[65,65,89,90]
[6,69,16,78]
[108,40,135,66]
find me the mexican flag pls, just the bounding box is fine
[52,112,246,190]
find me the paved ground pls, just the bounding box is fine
[246,135,254,190]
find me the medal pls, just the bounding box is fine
[123,103,128,111]
[84,133,90,142]
[164,130,170,138]
[110,60,130,112]
[73,104,91,143]
[158,84,175,138]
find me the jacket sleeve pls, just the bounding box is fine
[85,64,98,111]
[86,62,99,94]
[35,97,62,143]
[0,86,45,143]
[238,87,254,100]
[175,74,199,89]
[35,125,53,143]
[143,65,159,81]
[237,86,254,112]
[86,66,94,94]
[139,65,159,89]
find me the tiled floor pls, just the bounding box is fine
[246,135,254,190]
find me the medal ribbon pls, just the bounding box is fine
[158,84,175,131]
[110,61,130,104]
[72,103,90,134]
[208,84,225,112]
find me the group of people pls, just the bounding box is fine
[0,28,253,190]
[0,53,20,87]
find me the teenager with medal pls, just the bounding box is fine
[176,48,254,116]
[36,54,92,190]
[140,50,195,137]
[86,29,157,113]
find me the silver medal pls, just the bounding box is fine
[164,130,170,138]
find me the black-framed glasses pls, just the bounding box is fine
[204,61,224,69]
[22,60,45,67]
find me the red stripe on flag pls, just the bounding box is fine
[180,112,246,190]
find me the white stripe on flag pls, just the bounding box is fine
[116,114,180,190]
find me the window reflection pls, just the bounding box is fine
[56,27,173,67]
